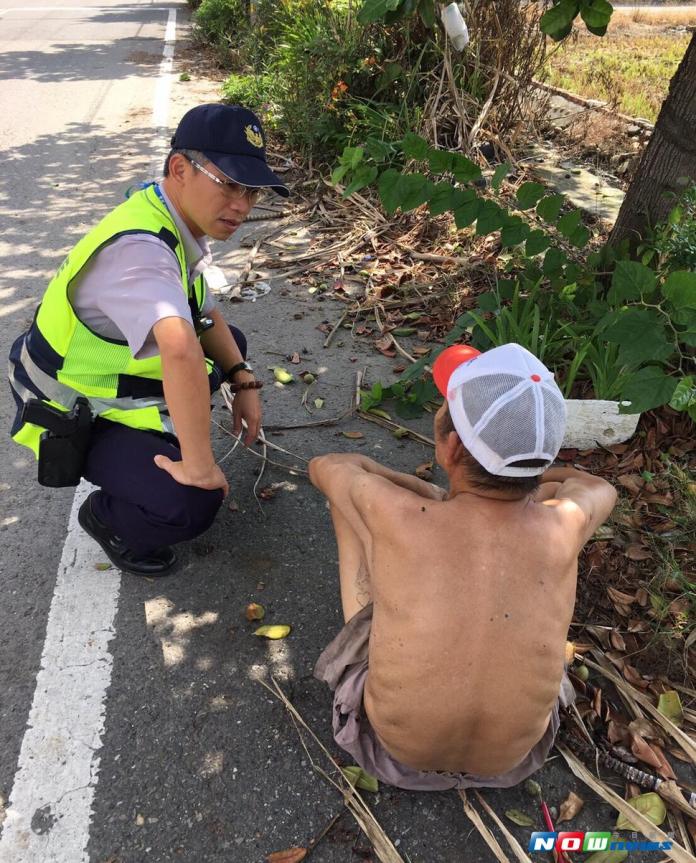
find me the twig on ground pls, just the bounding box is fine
[323,310,349,348]
[258,676,406,863]
[358,410,435,447]
[373,304,417,364]
[213,419,309,476]
[459,791,511,863]
[472,792,533,863]
[305,810,344,859]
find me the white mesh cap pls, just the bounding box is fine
[435,343,567,477]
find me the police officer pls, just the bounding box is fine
[9,104,288,576]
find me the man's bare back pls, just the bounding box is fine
[310,453,617,779]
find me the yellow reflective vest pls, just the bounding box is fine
[9,183,212,456]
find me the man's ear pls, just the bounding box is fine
[445,430,464,466]
[168,152,189,184]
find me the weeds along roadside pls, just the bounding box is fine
[188,0,550,163]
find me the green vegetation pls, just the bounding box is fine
[336,137,696,421]
[544,34,689,121]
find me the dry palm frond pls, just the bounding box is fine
[557,745,696,863]
[259,676,405,863]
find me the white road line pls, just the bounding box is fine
[0,7,177,861]
[0,484,121,863]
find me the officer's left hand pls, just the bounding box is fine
[233,387,262,446]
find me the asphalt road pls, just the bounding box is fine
[0,4,677,863]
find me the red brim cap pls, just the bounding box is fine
[432,345,481,397]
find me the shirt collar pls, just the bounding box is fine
[159,184,212,278]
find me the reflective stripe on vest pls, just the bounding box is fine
[10,184,206,455]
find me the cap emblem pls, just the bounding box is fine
[245,124,264,148]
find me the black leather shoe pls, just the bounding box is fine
[78,491,177,577]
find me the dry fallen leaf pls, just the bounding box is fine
[607,587,636,606]
[289,352,301,364]
[610,629,626,652]
[557,791,584,823]
[622,663,650,689]
[624,544,652,562]
[245,603,265,622]
[650,742,677,780]
[266,848,307,863]
[630,732,663,770]
[254,625,291,640]
[504,809,534,827]
[342,431,364,439]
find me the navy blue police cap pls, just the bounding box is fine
[171,104,289,198]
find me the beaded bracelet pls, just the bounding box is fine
[228,380,264,393]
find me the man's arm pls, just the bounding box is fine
[199,308,261,445]
[151,316,228,494]
[309,453,445,502]
[538,466,617,544]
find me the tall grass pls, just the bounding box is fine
[544,34,689,121]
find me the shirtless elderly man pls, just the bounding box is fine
[309,342,616,790]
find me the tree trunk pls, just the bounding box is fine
[610,32,696,251]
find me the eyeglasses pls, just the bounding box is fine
[184,155,263,203]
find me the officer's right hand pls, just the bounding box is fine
[153,454,229,497]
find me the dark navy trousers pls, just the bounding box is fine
[82,325,246,554]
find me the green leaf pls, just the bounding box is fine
[569,224,591,248]
[615,793,667,830]
[603,309,673,365]
[501,217,531,247]
[657,690,683,722]
[526,230,551,256]
[452,189,480,229]
[428,182,455,216]
[669,376,696,411]
[418,0,436,28]
[477,292,499,312]
[341,766,379,792]
[557,209,583,238]
[619,366,677,414]
[608,260,657,304]
[492,162,511,191]
[377,59,402,87]
[331,164,349,185]
[517,182,546,210]
[536,194,564,223]
[358,0,403,24]
[543,247,567,276]
[378,169,402,214]
[504,809,535,827]
[365,137,393,161]
[398,175,434,212]
[580,0,613,35]
[428,149,454,174]
[401,132,429,160]
[343,165,378,198]
[585,852,628,863]
[475,200,506,236]
[662,270,696,310]
[394,398,425,419]
[451,153,482,183]
[540,0,579,40]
